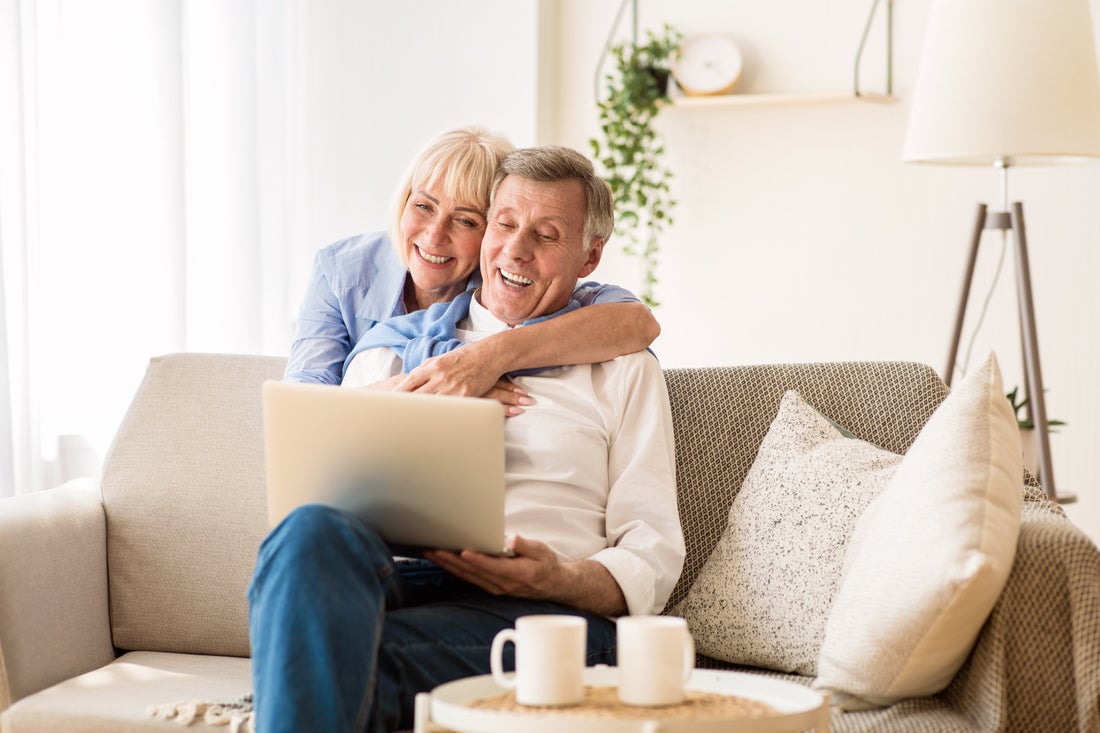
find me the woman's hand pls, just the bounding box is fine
[482,379,533,417]
[361,374,406,391]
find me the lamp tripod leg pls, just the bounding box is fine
[1011,202,1058,501]
[944,204,988,387]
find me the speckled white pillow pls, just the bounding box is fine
[814,352,1023,709]
[675,390,902,675]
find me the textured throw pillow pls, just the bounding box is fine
[676,390,902,675]
[815,352,1023,709]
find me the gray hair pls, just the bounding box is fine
[490,146,614,250]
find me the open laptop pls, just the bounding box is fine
[262,380,507,555]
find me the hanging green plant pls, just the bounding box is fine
[590,24,681,307]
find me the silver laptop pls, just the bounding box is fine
[262,380,507,554]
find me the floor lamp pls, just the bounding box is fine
[902,0,1100,502]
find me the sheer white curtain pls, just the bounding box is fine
[0,0,298,496]
[2,0,39,497]
[2,0,543,498]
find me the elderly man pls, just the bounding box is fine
[248,146,684,733]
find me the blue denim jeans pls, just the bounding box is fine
[248,504,617,733]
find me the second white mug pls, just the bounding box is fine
[616,615,695,706]
[490,614,587,706]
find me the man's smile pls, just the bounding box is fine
[499,269,533,288]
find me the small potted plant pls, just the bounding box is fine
[590,24,682,307]
[1006,385,1065,475]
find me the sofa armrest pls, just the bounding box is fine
[0,480,116,711]
[945,501,1100,732]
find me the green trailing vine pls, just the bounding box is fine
[590,24,681,307]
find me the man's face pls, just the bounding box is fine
[479,175,604,326]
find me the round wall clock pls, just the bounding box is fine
[672,34,744,97]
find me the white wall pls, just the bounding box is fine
[287,0,544,300]
[10,0,1097,544]
[2,0,546,490]
[549,0,1100,545]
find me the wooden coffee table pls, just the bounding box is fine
[414,665,830,732]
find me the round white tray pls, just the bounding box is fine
[415,665,830,733]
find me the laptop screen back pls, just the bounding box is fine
[262,381,507,554]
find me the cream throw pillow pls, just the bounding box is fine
[676,390,902,675]
[815,352,1023,709]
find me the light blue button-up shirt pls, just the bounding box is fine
[284,231,641,384]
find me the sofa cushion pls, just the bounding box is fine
[101,354,286,656]
[0,651,251,733]
[675,390,901,674]
[814,352,1024,709]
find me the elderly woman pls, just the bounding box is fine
[283,126,659,410]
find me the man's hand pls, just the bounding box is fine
[395,349,533,416]
[425,535,561,598]
[424,535,627,617]
[397,345,500,397]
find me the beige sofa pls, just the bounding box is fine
[1,353,1098,732]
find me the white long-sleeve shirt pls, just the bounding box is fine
[342,294,685,616]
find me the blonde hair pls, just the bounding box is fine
[389,126,515,264]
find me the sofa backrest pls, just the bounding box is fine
[100,354,950,657]
[101,353,284,656]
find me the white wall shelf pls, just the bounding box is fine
[662,0,896,111]
[595,3,895,110]
[667,91,896,109]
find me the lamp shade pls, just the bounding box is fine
[903,0,1100,166]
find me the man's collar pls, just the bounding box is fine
[468,290,513,333]
[469,288,584,333]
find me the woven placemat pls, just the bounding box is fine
[468,685,778,721]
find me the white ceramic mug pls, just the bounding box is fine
[616,615,695,706]
[490,615,587,706]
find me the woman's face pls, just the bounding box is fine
[399,181,486,309]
